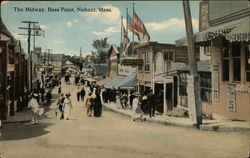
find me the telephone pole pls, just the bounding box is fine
[18,21,39,90]
[45,49,52,65]
[183,0,202,127]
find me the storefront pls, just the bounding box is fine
[195,1,250,120]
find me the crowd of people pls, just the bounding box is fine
[25,71,158,125]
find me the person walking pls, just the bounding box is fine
[80,87,85,102]
[132,92,146,122]
[93,88,102,117]
[46,90,52,106]
[58,86,61,94]
[28,94,40,125]
[121,93,128,109]
[77,87,81,102]
[56,93,65,119]
[63,93,73,120]
[146,89,156,118]
[85,89,96,117]
[116,92,121,109]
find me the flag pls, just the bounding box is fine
[127,13,150,44]
[133,12,150,43]
[122,23,130,56]
[127,14,140,41]
[35,26,45,37]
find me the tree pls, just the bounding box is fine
[92,38,110,63]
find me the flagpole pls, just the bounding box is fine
[120,16,123,61]
[132,3,135,56]
[126,8,129,56]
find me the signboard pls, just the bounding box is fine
[199,1,209,31]
[227,85,236,112]
[7,64,15,72]
[212,64,219,101]
[122,59,143,66]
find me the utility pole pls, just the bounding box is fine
[18,21,39,90]
[183,0,202,127]
[45,49,52,65]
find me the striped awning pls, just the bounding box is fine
[96,77,112,87]
[196,16,250,43]
[113,73,136,89]
[104,76,125,89]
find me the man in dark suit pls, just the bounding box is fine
[146,89,156,118]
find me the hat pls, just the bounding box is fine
[33,93,38,97]
[133,92,140,96]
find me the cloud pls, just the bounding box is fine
[145,18,199,32]
[67,22,73,28]
[40,25,48,29]
[92,26,119,36]
[66,19,79,28]
[53,40,62,44]
[82,5,121,25]
[13,33,27,41]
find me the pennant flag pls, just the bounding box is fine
[122,23,130,56]
[133,12,150,43]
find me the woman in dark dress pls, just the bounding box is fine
[93,88,102,117]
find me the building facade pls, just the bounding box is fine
[196,0,250,121]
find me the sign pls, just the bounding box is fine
[7,64,15,72]
[122,59,143,66]
[227,85,236,112]
[212,64,219,101]
[199,1,209,31]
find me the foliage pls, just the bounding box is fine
[92,38,110,63]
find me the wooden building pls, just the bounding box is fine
[195,0,250,121]
[0,18,28,120]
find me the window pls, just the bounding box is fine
[144,51,150,72]
[246,45,250,82]
[138,53,143,71]
[164,51,174,61]
[203,46,211,55]
[232,42,241,82]
[222,40,229,81]
[179,72,188,96]
[200,72,212,103]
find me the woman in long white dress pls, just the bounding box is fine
[63,93,73,120]
[132,92,146,122]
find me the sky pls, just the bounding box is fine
[1,1,200,56]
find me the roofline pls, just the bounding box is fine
[133,41,175,49]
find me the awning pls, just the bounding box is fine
[113,73,136,89]
[96,77,112,87]
[104,76,125,89]
[85,77,97,83]
[196,16,250,43]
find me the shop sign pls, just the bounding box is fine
[227,85,236,112]
[122,59,143,66]
[7,64,15,72]
[212,64,219,101]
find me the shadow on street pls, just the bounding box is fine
[0,122,53,141]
